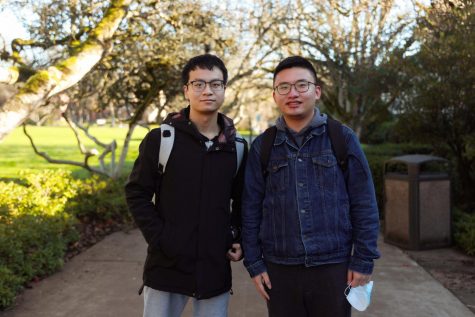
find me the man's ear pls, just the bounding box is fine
[315,85,322,100]
[183,85,189,101]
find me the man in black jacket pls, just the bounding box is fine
[125,54,247,317]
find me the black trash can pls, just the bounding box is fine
[383,154,451,250]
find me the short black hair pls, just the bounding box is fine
[181,54,228,86]
[273,56,319,84]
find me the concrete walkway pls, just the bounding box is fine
[1,229,473,317]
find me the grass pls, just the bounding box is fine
[0,124,151,180]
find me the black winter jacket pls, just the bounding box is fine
[125,107,247,299]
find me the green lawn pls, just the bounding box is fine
[0,125,151,180]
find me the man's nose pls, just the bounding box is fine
[202,83,214,94]
[288,85,300,96]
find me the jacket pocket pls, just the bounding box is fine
[145,244,177,270]
[159,223,178,258]
[266,160,289,193]
[312,154,338,193]
[144,223,179,271]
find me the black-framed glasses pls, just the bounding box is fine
[274,80,317,95]
[187,80,225,92]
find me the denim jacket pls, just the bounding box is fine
[242,114,380,277]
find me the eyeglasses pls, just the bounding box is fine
[274,80,317,95]
[187,80,225,92]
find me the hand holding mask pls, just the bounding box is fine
[344,281,374,311]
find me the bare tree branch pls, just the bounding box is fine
[62,113,101,154]
[22,124,109,177]
[0,0,132,141]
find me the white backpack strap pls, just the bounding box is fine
[159,123,175,174]
[235,132,245,176]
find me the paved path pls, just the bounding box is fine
[1,229,473,317]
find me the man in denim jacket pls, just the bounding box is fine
[242,56,380,317]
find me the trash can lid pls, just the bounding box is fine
[386,154,448,165]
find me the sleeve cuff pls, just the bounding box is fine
[349,256,374,275]
[245,259,267,278]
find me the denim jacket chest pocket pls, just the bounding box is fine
[266,159,289,193]
[311,154,338,194]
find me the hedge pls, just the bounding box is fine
[0,170,129,309]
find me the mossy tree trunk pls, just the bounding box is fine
[0,0,132,141]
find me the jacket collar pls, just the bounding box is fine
[274,108,327,145]
[163,106,238,145]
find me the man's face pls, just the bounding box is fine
[184,67,225,115]
[273,67,321,120]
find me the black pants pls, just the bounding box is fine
[266,261,351,317]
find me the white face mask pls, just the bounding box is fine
[344,281,374,311]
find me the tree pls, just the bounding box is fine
[218,0,291,129]
[4,0,415,177]
[0,0,132,141]
[396,0,475,207]
[101,0,236,177]
[286,0,420,138]
[1,0,278,178]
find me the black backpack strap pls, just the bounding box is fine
[327,117,348,172]
[260,126,277,176]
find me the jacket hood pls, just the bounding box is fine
[275,107,327,132]
[163,106,239,144]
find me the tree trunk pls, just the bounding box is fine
[109,102,116,127]
[0,0,132,141]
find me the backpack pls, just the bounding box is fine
[259,117,348,175]
[158,123,245,176]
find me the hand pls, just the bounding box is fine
[347,270,371,287]
[252,272,272,301]
[226,243,243,262]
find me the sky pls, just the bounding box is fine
[0,9,28,50]
[0,0,430,63]
[0,0,431,45]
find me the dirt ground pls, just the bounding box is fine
[405,247,475,314]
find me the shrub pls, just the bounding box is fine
[0,170,80,217]
[66,176,130,222]
[0,169,131,310]
[0,170,80,309]
[0,266,22,309]
[453,209,475,255]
